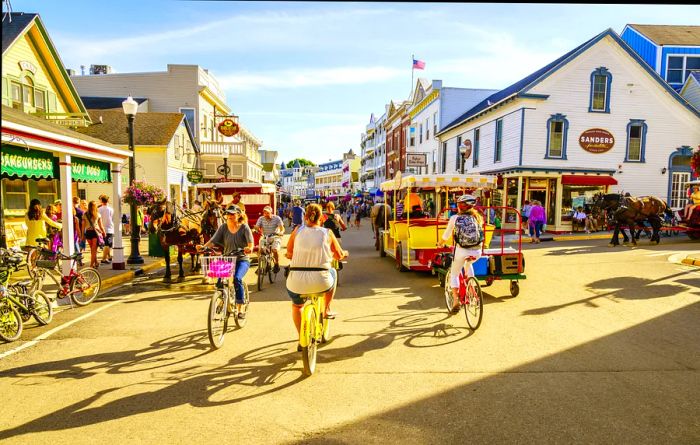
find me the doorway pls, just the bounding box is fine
[528,190,546,205]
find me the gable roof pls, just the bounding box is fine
[440,28,700,135]
[80,96,148,110]
[627,24,700,46]
[76,109,192,147]
[2,12,38,54]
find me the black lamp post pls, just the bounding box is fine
[123,96,144,264]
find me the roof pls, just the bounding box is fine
[627,24,700,46]
[1,104,122,151]
[75,109,187,146]
[80,96,148,110]
[440,28,700,134]
[1,12,37,54]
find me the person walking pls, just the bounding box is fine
[528,200,547,243]
[291,200,305,230]
[83,201,106,268]
[521,200,532,235]
[97,195,114,264]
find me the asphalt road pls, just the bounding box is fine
[1,224,699,444]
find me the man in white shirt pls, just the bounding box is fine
[98,194,115,264]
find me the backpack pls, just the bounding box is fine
[323,212,340,232]
[453,214,483,248]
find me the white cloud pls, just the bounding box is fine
[217,66,403,90]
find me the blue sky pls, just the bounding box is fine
[8,1,700,164]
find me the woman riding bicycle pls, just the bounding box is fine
[440,195,484,313]
[200,205,254,320]
[286,204,348,349]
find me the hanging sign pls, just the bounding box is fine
[1,145,57,178]
[217,118,240,137]
[72,157,110,182]
[579,128,615,153]
[187,170,204,184]
[407,152,427,167]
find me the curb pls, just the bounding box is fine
[681,257,700,267]
[552,234,611,242]
[100,259,166,292]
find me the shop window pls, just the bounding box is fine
[589,67,612,113]
[3,179,28,211]
[36,180,57,204]
[545,114,569,159]
[494,119,503,162]
[625,119,647,162]
[473,128,480,168]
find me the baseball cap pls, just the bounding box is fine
[262,205,273,213]
[457,195,477,205]
[225,205,242,215]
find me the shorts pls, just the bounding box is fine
[260,236,282,251]
[85,229,98,240]
[287,268,337,305]
[104,233,114,248]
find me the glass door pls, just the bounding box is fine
[670,172,690,210]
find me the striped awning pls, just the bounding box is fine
[380,174,497,191]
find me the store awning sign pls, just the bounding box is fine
[1,144,57,178]
[579,128,615,153]
[72,157,110,182]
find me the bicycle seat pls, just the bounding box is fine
[35,237,50,245]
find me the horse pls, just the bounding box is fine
[201,198,225,243]
[591,193,668,247]
[147,200,204,282]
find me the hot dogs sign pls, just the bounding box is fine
[579,128,615,153]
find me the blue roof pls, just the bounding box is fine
[441,28,700,133]
[80,96,148,110]
[293,160,301,168]
[2,12,37,54]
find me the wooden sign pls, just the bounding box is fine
[579,128,615,153]
[217,118,240,137]
[407,152,427,167]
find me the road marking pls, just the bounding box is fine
[0,299,125,360]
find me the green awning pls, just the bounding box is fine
[1,144,58,179]
[72,157,111,183]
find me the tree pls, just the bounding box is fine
[286,159,316,168]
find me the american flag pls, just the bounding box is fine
[412,58,425,70]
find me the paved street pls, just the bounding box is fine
[1,225,699,444]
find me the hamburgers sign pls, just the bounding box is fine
[579,128,615,153]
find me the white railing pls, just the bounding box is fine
[200,141,245,155]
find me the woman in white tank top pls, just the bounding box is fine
[286,204,348,347]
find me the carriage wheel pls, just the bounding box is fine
[510,281,520,297]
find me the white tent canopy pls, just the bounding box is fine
[379,173,497,191]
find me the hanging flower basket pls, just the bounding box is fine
[122,180,166,206]
[690,145,700,178]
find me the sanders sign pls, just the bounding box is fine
[579,128,615,153]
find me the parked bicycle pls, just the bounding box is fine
[299,290,332,376]
[256,234,279,291]
[201,247,251,349]
[0,248,53,342]
[443,255,483,330]
[30,246,101,307]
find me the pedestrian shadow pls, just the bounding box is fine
[521,271,693,316]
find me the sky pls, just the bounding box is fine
[7,1,700,165]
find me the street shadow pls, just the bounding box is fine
[295,302,700,444]
[522,271,693,316]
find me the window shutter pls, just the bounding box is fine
[1,77,9,106]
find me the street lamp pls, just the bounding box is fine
[122,96,144,264]
[459,140,472,175]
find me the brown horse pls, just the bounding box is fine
[592,193,669,246]
[148,200,204,282]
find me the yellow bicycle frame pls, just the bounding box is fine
[299,292,327,348]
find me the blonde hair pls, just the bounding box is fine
[305,204,323,224]
[325,201,335,212]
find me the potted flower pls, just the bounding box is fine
[122,180,166,207]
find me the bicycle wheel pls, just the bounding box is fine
[257,257,266,291]
[234,285,250,328]
[464,277,483,330]
[268,256,276,284]
[301,305,318,376]
[321,312,331,344]
[69,267,101,306]
[443,270,456,312]
[26,248,39,278]
[31,290,53,325]
[0,303,23,342]
[208,289,228,349]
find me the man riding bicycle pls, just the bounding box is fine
[254,205,284,273]
[200,205,254,320]
[440,195,485,313]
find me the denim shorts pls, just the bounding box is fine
[287,268,337,305]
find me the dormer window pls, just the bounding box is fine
[589,67,612,113]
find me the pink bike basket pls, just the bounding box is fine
[202,256,237,279]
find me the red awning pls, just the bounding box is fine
[561,175,617,186]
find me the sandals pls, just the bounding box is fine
[450,304,461,314]
[237,311,246,320]
[324,311,337,319]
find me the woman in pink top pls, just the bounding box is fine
[528,200,547,243]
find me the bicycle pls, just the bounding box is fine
[299,290,332,376]
[201,248,251,349]
[31,247,101,307]
[0,248,53,342]
[443,255,483,331]
[256,234,279,291]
